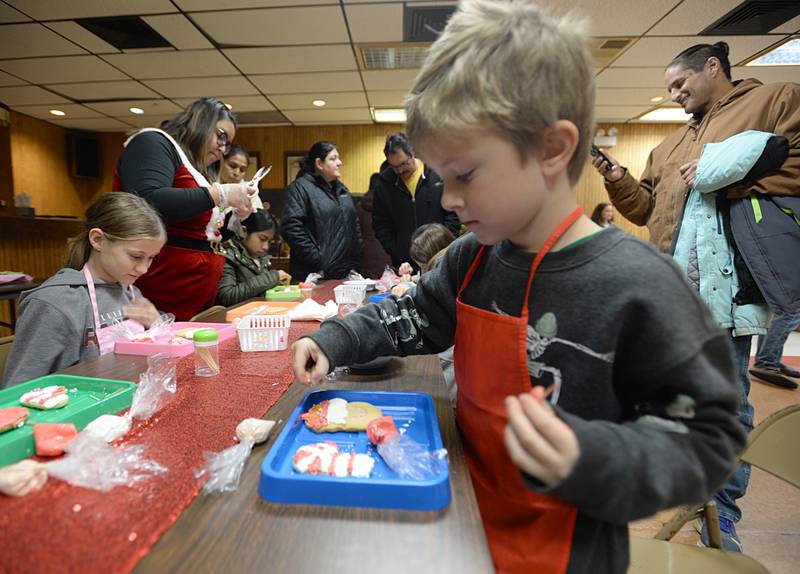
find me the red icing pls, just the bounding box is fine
[307,457,323,475]
[366,416,398,445]
[33,423,78,456]
[22,386,67,407]
[0,407,29,432]
[299,400,330,430]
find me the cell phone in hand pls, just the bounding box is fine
[591,144,614,168]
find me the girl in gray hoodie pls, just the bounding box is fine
[3,193,166,388]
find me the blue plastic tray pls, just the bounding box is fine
[368,292,391,304]
[259,390,451,511]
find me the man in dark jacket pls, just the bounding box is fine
[373,133,460,268]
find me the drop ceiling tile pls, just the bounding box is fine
[283,107,372,123]
[0,3,30,22]
[0,85,69,105]
[3,0,177,20]
[85,99,181,116]
[250,71,363,94]
[361,70,419,91]
[0,56,127,84]
[271,91,367,110]
[44,21,120,54]
[647,0,746,35]
[51,117,134,131]
[0,24,87,59]
[225,46,356,74]
[772,15,800,34]
[612,36,782,68]
[144,76,257,98]
[172,95,275,112]
[345,3,403,43]
[0,70,27,87]
[595,105,654,121]
[193,6,348,46]
[734,65,800,85]
[596,88,672,106]
[596,67,668,89]
[47,81,161,101]
[176,0,335,9]
[102,50,238,79]
[143,14,213,50]
[11,104,105,120]
[574,0,678,37]
[367,91,407,107]
[119,113,176,129]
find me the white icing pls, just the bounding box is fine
[325,398,348,425]
[20,386,67,409]
[84,415,131,442]
[350,454,375,478]
[293,442,338,474]
[293,443,374,478]
[331,453,352,477]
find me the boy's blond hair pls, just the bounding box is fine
[406,0,595,184]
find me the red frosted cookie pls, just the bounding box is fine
[33,423,78,456]
[20,385,69,410]
[0,407,29,433]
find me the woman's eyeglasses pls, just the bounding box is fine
[216,128,231,153]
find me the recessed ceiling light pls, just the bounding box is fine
[129,107,144,115]
[49,109,66,116]
[225,103,232,110]
[747,38,800,66]
[312,99,326,107]
[638,107,692,122]
[372,108,406,123]
[650,96,665,103]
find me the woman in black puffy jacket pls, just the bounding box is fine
[281,141,363,281]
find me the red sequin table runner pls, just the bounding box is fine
[0,284,339,574]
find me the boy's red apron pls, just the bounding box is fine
[112,128,224,321]
[454,207,582,574]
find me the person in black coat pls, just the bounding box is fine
[373,132,460,269]
[281,141,363,281]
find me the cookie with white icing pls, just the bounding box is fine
[299,398,382,433]
[20,385,69,410]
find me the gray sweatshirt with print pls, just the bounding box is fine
[306,227,745,574]
[2,268,141,388]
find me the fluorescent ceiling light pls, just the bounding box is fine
[747,38,800,66]
[372,108,406,123]
[312,99,326,107]
[49,109,66,116]
[129,107,144,115]
[638,107,691,122]
[650,96,665,103]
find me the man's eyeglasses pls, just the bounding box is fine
[389,155,415,173]
[216,128,231,153]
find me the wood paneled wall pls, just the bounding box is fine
[9,111,125,218]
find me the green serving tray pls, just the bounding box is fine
[0,374,135,467]
[265,285,302,301]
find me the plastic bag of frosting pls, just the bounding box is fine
[195,419,275,494]
[46,432,167,491]
[367,416,447,480]
[129,354,177,421]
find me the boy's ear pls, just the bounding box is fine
[88,228,105,251]
[539,120,579,179]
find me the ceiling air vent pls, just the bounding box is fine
[404,5,456,42]
[358,45,430,70]
[76,16,171,50]
[235,110,289,125]
[700,0,800,35]
[590,37,635,68]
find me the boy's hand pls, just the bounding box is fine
[123,299,160,328]
[398,262,413,276]
[504,387,580,486]
[291,338,330,385]
[277,270,292,285]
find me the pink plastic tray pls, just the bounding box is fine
[113,322,236,357]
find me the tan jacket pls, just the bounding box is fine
[606,78,800,252]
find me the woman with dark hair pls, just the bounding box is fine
[113,97,255,320]
[281,141,362,280]
[590,202,614,227]
[216,209,291,307]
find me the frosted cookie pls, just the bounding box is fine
[174,327,201,339]
[0,406,29,433]
[33,423,78,457]
[299,398,382,433]
[292,442,374,478]
[20,385,69,410]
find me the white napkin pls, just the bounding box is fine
[288,299,338,322]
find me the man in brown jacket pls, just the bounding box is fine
[591,41,800,552]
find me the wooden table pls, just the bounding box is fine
[55,305,493,573]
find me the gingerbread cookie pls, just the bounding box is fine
[299,398,382,433]
[292,441,374,477]
[0,407,29,434]
[20,385,69,410]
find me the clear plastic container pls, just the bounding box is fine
[334,284,367,316]
[193,328,220,377]
[236,314,291,352]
